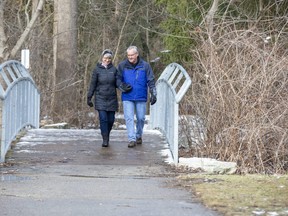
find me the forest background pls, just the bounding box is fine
[0,0,287,174]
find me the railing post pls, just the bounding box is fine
[173,102,179,164]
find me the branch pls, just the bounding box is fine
[113,0,135,61]
[0,0,8,61]
[205,0,219,36]
[9,0,46,59]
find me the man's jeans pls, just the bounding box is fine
[98,110,115,135]
[123,101,146,142]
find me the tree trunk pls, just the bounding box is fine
[52,0,78,123]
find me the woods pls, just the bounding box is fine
[0,0,287,173]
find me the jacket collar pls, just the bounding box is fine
[97,62,113,69]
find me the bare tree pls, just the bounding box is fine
[0,0,46,61]
[10,0,46,58]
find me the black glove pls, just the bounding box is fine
[119,82,132,92]
[87,98,93,107]
[150,89,157,105]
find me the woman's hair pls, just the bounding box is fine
[101,49,113,58]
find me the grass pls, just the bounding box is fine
[177,173,288,216]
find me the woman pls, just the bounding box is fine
[87,49,131,147]
[87,49,130,147]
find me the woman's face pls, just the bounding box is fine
[102,55,112,65]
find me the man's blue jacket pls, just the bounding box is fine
[118,57,156,102]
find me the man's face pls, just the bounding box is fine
[127,50,138,64]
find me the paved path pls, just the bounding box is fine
[0,129,220,216]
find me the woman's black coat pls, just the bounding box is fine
[87,63,121,111]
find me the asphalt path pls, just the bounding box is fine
[0,129,220,216]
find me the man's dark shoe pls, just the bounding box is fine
[128,141,136,148]
[136,137,142,145]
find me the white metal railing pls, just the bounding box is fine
[0,60,40,162]
[149,63,191,164]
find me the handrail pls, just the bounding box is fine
[0,60,40,162]
[149,63,191,164]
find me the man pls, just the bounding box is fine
[118,46,157,148]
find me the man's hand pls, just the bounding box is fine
[87,98,93,107]
[150,89,157,105]
[119,82,132,92]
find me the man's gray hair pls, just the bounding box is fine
[127,46,138,54]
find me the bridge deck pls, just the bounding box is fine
[0,129,219,216]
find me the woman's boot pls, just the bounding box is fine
[102,134,109,147]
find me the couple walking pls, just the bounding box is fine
[87,46,157,148]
